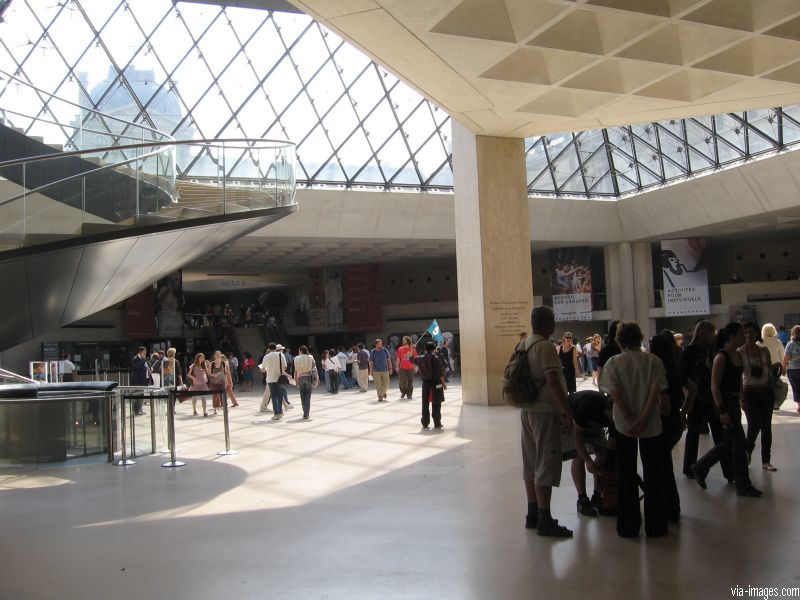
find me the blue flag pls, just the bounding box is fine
[425,319,444,344]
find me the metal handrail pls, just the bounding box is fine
[0,366,36,383]
[0,137,293,169]
[0,137,295,209]
[1,106,170,146]
[0,68,169,138]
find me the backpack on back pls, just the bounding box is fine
[502,339,543,409]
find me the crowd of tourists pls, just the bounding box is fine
[132,337,454,427]
[519,306,797,539]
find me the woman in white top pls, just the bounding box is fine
[740,322,776,471]
[323,349,341,394]
[294,346,317,419]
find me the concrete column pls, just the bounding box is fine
[632,242,656,340]
[452,122,531,406]
[604,241,656,338]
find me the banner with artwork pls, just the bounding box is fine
[660,238,710,317]
[549,247,593,321]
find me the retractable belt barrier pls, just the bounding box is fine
[110,386,237,468]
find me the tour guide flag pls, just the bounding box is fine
[426,319,444,343]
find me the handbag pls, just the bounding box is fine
[277,374,291,388]
[176,384,191,403]
[773,377,788,410]
[311,365,320,387]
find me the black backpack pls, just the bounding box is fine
[502,339,543,408]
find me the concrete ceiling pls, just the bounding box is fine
[286,0,800,138]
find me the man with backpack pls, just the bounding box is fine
[519,306,574,538]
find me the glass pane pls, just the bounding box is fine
[781,110,800,145]
[525,139,550,184]
[322,95,360,149]
[363,98,399,149]
[714,114,747,151]
[196,15,240,75]
[227,7,266,43]
[551,143,580,188]
[530,169,556,193]
[685,120,716,163]
[217,52,256,111]
[101,7,143,68]
[348,66,385,121]
[338,129,372,179]
[172,57,213,109]
[264,57,302,115]
[588,171,616,195]
[392,160,421,186]
[354,159,385,185]
[296,124,335,178]
[149,14,195,74]
[560,171,586,194]
[687,148,715,173]
[378,131,413,181]
[403,103,437,154]
[429,163,453,188]
[746,108,780,144]
[414,135,448,182]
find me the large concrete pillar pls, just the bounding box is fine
[604,242,655,338]
[452,122,532,406]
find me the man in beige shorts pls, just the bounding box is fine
[520,305,574,538]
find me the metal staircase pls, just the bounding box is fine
[0,71,297,351]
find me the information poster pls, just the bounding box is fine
[660,238,710,317]
[549,247,593,321]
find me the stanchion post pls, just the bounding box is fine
[149,390,157,455]
[106,392,114,463]
[114,393,135,466]
[217,389,237,456]
[162,389,185,468]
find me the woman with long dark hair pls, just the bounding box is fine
[188,353,210,417]
[649,334,684,522]
[691,322,762,497]
[680,320,733,482]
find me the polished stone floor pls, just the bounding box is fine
[1,377,799,600]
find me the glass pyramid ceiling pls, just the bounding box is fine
[1,0,799,198]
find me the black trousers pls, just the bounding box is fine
[615,432,667,538]
[420,380,441,427]
[743,387,774,464]
[683,398,733,481]
[660,414,683,521]
[694,395,752,493]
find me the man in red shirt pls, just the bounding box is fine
[397,336,419,399]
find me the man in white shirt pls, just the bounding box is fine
[260,343,289,419]
[60,353,77,382]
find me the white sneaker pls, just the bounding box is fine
[763,462,777,471]
[271,414,282,420]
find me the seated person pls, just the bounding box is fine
[569,390,615,516]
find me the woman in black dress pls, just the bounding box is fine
[558,332,579,394]
[691,322,762,497]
